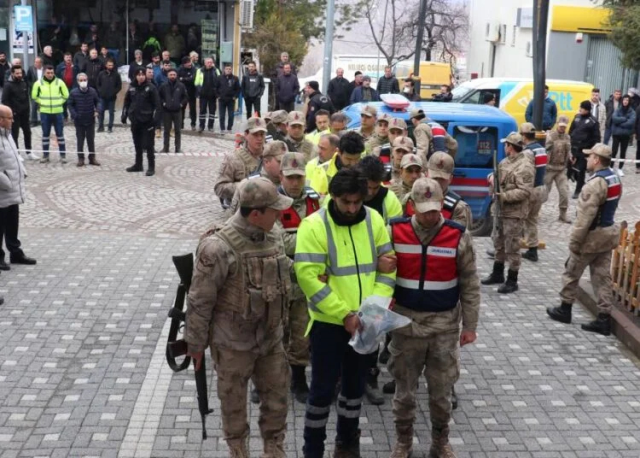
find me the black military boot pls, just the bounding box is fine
[365,368,384,405]
[382,379,396,394]
[290,365,310,404]
[522,247,538,262]
[481,262,505,285]
[581,313,612,336]
[146,155,155,177]
[498,269,519,294]
[333,430,360,458]
[250,384,260,404]
[546,302,572,324]
[451,385,458,410]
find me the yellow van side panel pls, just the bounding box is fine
[395,61,452,99]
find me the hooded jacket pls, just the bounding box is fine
[1,75,30,114]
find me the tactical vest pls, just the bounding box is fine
[391,218,463,312]
[589,168,621,230]
[427,122,447,156]
[442,190,461,220]
[234,147,261,177]
[209,224,291,352]
[279,188,320,231]
[524,142,547,187]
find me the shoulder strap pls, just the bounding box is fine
[443,219,466,233]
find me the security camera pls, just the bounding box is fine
[576,32,583,44]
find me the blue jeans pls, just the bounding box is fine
[303,321,368,458]
[40,113,66,157]
[604,126,612,145]
[99,98,116,130]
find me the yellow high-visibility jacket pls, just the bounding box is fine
[294,205,395,330]
[31,77,69,114]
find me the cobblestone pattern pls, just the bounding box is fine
[1,128,640,457]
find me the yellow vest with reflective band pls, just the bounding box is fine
[305,129,330,145]
[194,67,221,86]
[294,205,396,331]
[31,77,69,114]
[322,190,403,224]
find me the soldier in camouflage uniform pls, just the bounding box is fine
[284,111,317,161]
[545,115,572,223]
[409,108,433,163]
[547,144,620,336]
[520,123,548,263]
[185,177,294,458]
[390,153,423,203]
[214,117,267,207]
[372,117,407,158]
[389,178,480,458]
[482,132,534,294]
[227,140,288,215]
[267,110,288,142]
[358,105,377,141]
[365,113,390,154]
[426,152,472,229]
[275,152,321,403]
[390,136,415,182]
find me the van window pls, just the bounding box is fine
[451,85,473,102]
[452,125,498,168]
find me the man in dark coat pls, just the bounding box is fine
[241,61,265,118]
[158,68,188,152]
[68,72,101,166]
[1,66,33,160]
[96,60,122,132]
[327,68,351,111]
[275,63,299,112]
[304,81,335,133]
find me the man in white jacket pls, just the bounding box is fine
[0,104,37,283]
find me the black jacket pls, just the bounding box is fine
[158,80,188,112]
[0,62,10,88]
[123,81,161,125]
[216,74,241,101]
[26,65,42,89]
[569,114,600,151]
[96,70,122,100]
[275,73,300,104]
[306,91,335,132]
[376,75,399,95]
[272,62,297,79]
[1,76,30,114]
[73,51,89,72]
[68,87,101,126]
[128,61,147,83]
[432,92,453,102]
[327,76,351,110]
[605,96,619,129]
[177,65,196,94]
[85,59,104,89]
[241,71,265,99]
[197,67,218,98]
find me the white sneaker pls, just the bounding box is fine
[26,152,40,161]
[618,169,625,177]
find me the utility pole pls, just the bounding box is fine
[413,0,427,77]
[322,0,336,94]
[532,0,550,131]
[21,0,31,70]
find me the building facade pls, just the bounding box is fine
[467,0,637,98]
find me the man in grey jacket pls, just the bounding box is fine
[0,104,36,276]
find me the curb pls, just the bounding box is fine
[577,280,640,359]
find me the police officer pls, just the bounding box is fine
[547,144,620,336]
[284,111,317,161]
[276,152,321,403]
[426,151,472,229]
[409,109,433,162]
[390,153,423,205]
[482,132,534,294]
[545,115,572,223]
[228,140,288,215]
[122,69,161,176]
[569,100,601,199]
[186,177,293,458]
[214,117,268,207]
[388,177,480,458]
[520,123,548,262]
[295,167,396,458]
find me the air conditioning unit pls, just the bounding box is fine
[485,22,500,42]
[240,0,255,30]
[526,41,534,57]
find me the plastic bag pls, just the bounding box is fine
[348,296,412,355]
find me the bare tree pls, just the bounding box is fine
[360,0,417,66]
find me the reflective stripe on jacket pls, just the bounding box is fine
[31,77,69,114]
[589,168,621,230]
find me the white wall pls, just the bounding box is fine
[467,0,600,79]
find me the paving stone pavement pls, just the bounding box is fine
[1,126,640,457]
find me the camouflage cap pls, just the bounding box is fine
[271,110,288,124]
[427,151,455,179]
[392,136,415,152]
[557,115,570,127]
[389,117,407,131]
[409,108,426,120]
[411,177,444,213]
[281,152,307,176]
[500,131,523,146]
[400,153,423,169]
[287,111,306,126]
[520,122,536,134]
[245,117,267,134]
[361,105,378,117]
[262,140,288,158]
[240,176,293,210]
[264,111,273,122]
[377,113,391,124]
[582,143,612,158]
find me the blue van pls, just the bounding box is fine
[343,101,518,236]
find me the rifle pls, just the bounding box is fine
[493,149,502,231]
[166,253,213,440]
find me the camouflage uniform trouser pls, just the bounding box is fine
[388,328,460,431]
[544,169,569,211]
[284,296,310,366]
[524,190,545,249]
[492,217,524,271]
[212,344,290,446]
[560,251,613,314]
